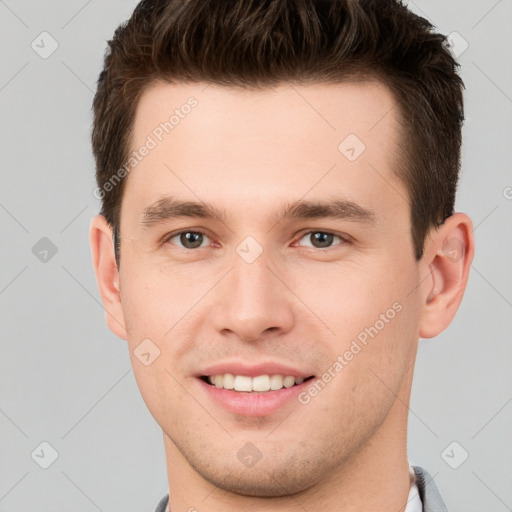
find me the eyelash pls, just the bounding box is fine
[162,229,350,251]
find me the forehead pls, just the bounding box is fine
[132,79,399,148]
[121,79,406,229]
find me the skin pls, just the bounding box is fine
[90,80,474,512]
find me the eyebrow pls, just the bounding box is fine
[139,196,376,228]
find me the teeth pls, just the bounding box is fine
[205,374,308,392]
[234,375,252,392]
[223,373,235,389]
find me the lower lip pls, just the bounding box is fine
[197,377,313,417]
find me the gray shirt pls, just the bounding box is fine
[153,465,448,512]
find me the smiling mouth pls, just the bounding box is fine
[200,374,315,393]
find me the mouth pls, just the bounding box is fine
[197,372,316,416]
[199,374,315,393]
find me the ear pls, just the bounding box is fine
[418,212,475,339]
[89,214,128,340]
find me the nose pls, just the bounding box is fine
[212,249,295,343]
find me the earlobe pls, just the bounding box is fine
[418,213,475,339]
[89,215,128,340]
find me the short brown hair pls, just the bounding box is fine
[92,0,464,263]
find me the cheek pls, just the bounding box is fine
[118,260,220,393]
[289,255,420,385]
[289,258,407,332]
[119,260,204,336]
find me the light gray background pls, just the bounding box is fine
[1,1,511,511]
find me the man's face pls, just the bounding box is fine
[116,80,424,495]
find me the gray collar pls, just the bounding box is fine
[413,465,449,512]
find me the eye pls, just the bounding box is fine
[163,229,347,251]
[296,231,347,249]
[165,230,211,249]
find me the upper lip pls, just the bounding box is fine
[197,362,315,378]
